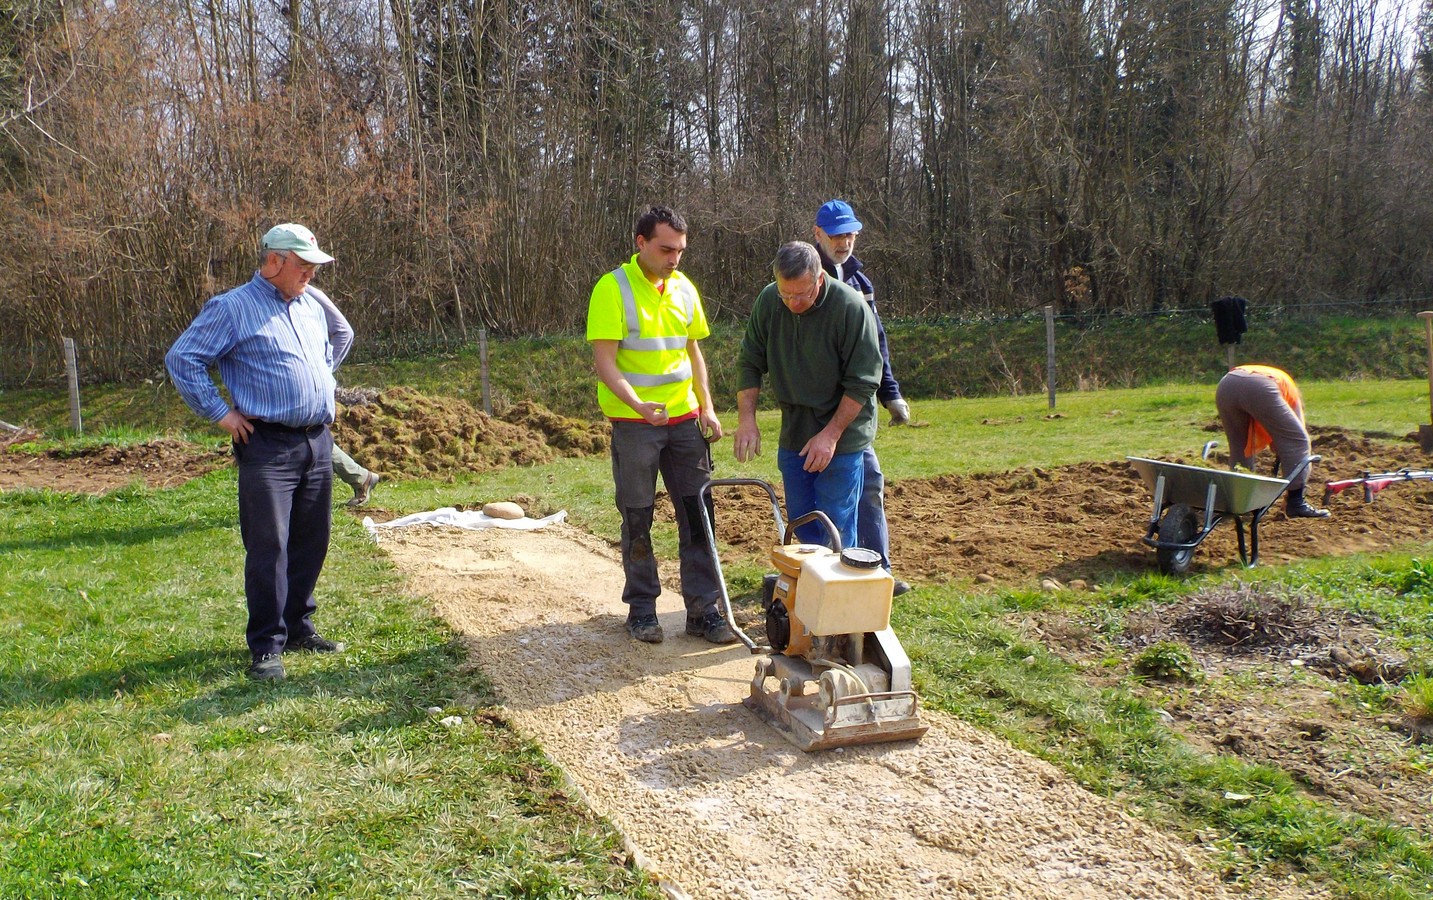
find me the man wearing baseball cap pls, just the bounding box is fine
[813,199,912,595]
[166,222,348,681]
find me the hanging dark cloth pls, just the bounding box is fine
[1211,295,1248,345]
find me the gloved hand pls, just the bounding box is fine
[884,397,911,425]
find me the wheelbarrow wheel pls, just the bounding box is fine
[1156,503,1197,575]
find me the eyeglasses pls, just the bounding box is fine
[777,276,820,304]
[280,251,318,273]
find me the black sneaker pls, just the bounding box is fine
[626,614,664,644]
[248,652,286,681]
[286,633,345,653]
[685,611,737,644]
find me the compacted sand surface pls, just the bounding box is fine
[381,524,1316,900]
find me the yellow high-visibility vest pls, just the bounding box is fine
[586,257,710,419]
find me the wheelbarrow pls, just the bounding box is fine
[1127,453,1319,574]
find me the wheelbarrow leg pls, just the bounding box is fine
[1233,515,1250,567]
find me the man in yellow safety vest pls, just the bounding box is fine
[586,206,735,645]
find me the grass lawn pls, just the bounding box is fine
[2,376,1433,897]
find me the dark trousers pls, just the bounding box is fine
[1215,370,1313,491]
[610,418,720,618]
[235,423,333,656]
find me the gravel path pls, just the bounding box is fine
[380,523,1316,900]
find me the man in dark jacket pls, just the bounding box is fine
[813,200,912,594]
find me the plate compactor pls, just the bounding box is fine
[700,478,928,752]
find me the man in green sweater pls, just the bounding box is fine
[734,241,882,548]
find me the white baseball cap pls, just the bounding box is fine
[260,223,334,264]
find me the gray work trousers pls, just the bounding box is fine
[1215,369,1313,491]
[331,444,370,490]
[610,418,720,618]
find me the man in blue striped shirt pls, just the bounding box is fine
[167,223,350,681]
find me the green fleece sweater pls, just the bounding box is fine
[736,277,881,454]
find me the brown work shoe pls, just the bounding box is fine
[248,652,286,681]
[626,614,664,644]
[686,611,737,644]
[348,471,380,507]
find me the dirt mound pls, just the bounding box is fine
[332,388,607,478]
[0,439,230,493]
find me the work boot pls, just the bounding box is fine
[248,652,286,681]
[626,613,664,644]
[1286,489,1330,519]
[893,579,913,597]
[686,610,737,644]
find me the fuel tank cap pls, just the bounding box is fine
[839,547,882,569]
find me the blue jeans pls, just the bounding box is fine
[857,447,891,570]
[777,447,864,550]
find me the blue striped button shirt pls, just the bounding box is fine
[166,273,349,427]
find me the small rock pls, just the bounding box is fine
[151,732,172,744]
[483,501,525,520]
[975,573,995,584]
[257,725,269,734]
[1023,655,1036,665]
[1040,577,1063,592]
[426,706,443,714]
[1068,579,1088,591]
[440,715,463,728]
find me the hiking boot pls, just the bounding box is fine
[1286,489,1330,519]
[286,633,345,653]
[686,610,737,644]
[1286,498,1330,519]
[626,614,664,644]
[248,652,286,681]
[893,579,913,597]
[348,471,380,507]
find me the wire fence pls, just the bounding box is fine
[4,294,1432,393]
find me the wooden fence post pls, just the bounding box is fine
[479,327,492,415]
[1044,305,1056,410]
[63,337,83,434]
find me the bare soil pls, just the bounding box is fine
[0,439,230,493]
[700,427,1433,586]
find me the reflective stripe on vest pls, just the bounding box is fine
[610,266,693,386]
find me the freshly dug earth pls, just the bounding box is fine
[332,388,607,477]
[697,427,1433,585]
[0,390,608,494]
[382,524,1315,900]
[0,439,230,493]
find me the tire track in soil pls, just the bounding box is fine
[381,524,1316,900]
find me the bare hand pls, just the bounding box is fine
[799,431,839,472]
[636,402,669,426]
[734,422,761,462]
[219,409,255,444]
[698,408,723,443]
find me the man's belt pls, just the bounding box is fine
[251,420,328,436]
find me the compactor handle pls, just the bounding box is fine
[783,510,843,551]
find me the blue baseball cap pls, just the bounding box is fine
[815,200,863,235]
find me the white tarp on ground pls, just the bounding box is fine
[363,507,567,539]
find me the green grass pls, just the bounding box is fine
[0,475,658,899]
[6,315,1433,897]
[896,576,1433,898]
